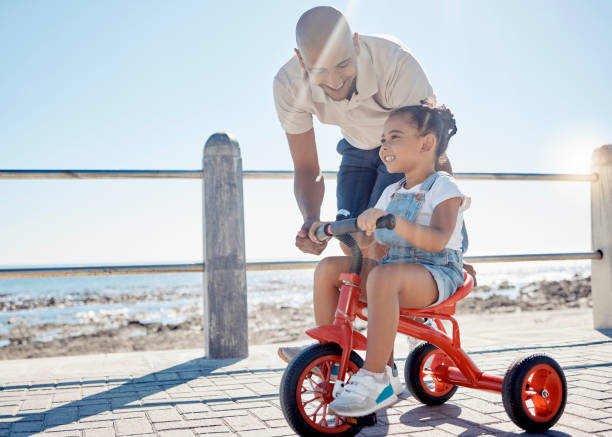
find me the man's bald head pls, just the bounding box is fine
[296,6,353,53]
[294,6,359,101]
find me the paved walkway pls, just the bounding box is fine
[1,308,611,437]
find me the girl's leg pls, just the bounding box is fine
[363,263,438,373]
[313,256,378,325]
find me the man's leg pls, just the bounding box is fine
[336,139,380,257]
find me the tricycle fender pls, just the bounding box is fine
[306,325,367,351]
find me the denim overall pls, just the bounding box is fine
[374,172,465,306]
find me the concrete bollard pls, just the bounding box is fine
[202,133,248,358]
[591,145,612,330]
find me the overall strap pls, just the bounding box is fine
[420,172,440,192]
[403,172,440,222]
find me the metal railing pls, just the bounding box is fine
[0,169,598,182]
[0,169,601,280]
[0,252,603,279]
[1,134,610,358]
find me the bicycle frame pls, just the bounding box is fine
[306,271,504,394]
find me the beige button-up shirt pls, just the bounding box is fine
[273,34,434,150]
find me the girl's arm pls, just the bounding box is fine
[393,197,462,252]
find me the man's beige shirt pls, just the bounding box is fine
[273,34,435,150]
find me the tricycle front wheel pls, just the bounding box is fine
[279,343,364,437]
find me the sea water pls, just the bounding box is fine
[0,260,590,342]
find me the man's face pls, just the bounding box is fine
[298,36,359,101]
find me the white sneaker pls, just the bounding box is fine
[386,364,403,396]
[328,369,398,417]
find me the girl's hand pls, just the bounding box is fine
[357,208,388,236]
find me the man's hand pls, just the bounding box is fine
[357,208,387,236]
[464,263,477,287]
[295,220,328,255]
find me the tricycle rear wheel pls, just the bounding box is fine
[502,354,567,433]
[404,342,458,405]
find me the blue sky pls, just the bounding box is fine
[1,0,610,266]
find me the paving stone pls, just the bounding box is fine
[10,420,43,432]
[115,417,153,435]
[223,414,266,431]
[237,428,295,436]
[147,408,182,422]
[250,407,284,421]
[176,403,209,414]
[557,412,611,433]
[157,430,196,437]
[192,427,233,435]
[84,427,116,437]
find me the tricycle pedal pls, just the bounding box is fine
[345,413,377,426]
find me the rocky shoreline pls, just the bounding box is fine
[0,276,591,360]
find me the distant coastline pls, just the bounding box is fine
[0,275,590,360]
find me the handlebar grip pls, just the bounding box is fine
[315,214,395,240]
[375,214,396,230]
[328,218,360,236]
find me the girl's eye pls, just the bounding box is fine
[390,135,399,140]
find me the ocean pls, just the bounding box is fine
[0,260,591,346]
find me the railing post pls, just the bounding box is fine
[591,145,612,330]
[202,133,248,358]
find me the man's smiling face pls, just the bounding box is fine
[299,36,359,101]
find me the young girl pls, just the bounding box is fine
[323,101,470,417]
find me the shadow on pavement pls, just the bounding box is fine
[2,356,249,436]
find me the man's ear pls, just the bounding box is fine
[294,48,306,70]
[421,133,436,152]
[353,32,360,55]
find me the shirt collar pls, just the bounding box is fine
[309,40,378,103]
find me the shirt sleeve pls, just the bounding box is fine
[272,73,313,134]
[428,175,470,212]
[384,47,435,108]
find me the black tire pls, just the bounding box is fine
[404,342,458,405]
[502,354,567,433]
[280,343,364,437]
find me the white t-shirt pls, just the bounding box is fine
[273,34,434,150]
[374,174,470,251]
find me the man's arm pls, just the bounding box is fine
[287,128,327,255]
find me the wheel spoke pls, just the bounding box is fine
[524,389,538,397]
[318,404,329,426]
[311,403,323,422]
[529,369,548,391]
[531,394,550,416]
[302,396,318,406]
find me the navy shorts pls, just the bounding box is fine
[336,138,403,218]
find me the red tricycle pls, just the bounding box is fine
[279,215,567,436]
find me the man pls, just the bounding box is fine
[273,5,475,367]
[274,6,456,260]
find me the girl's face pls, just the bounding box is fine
[379,114,435,173]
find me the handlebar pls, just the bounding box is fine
[314,214,396,243]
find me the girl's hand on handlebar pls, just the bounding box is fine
[357,208,388,236]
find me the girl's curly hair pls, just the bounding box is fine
[389,98,457,158]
